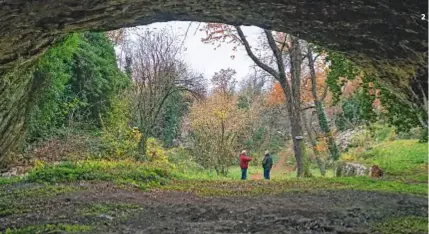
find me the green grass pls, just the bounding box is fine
[0,185,81,217]
[1,224,92,234]
[362,140,428,176]
[25,160,175,190]
[163,176,427,197]
[286,167,335,178]
[0,140,426,199]
[0,177,22,185]
[372,216,428,234]
[335,139,428,184]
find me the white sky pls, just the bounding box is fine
[128,21,265,82]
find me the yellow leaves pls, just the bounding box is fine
[32,160,45,171]
[131,127,142,142]
[189,92,247,138]
[146,138,168,163]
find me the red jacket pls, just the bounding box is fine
[239,154,252,169]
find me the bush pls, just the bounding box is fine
[340,153,358,162]
[419,127,428,143]
[146,138,168,163]
[396,127,422,140]
[100,126,141,160]
[371,124,396,142]
[349,130,371,148]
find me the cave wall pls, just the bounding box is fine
[0,66,34,166]
[0,0,427,76]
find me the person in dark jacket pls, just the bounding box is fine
[262,150,273,179]
[239,150,252,180]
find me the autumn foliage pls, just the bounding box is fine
[266,82,285,106]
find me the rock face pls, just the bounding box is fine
[0,0,427,82]
[335,162,369,177]
[335,127,365,152]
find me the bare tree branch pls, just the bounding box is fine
[264,29,287,83]
[234,26,280,80]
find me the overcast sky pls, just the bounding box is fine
[127,21,265,83]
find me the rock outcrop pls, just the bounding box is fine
[335,162,369,177]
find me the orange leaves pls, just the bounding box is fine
[200,23,240,45]
[313,137,328,153]
[266,82,285,106]
[200,23,241,59]
[302,72,326,102]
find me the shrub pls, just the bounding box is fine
[340,153,358,162]
[371,124,396,142]
[100,126,141,160]
[146,138,168,163]
[349,129,371,148]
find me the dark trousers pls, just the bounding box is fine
[241,168,247,180]
[264,168,271,179]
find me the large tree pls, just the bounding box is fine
[189,69,247,175]
[201,24,312,177]
[126,28,204,158]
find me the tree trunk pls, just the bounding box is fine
[315,100,340,160]
[307,45,340,161]
[138,129,147,161]
[288,36,311,177]
[303,111,326,176]
[237,28,311,178]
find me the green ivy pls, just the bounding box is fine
[26,32,130,143]
[325,51,360,104]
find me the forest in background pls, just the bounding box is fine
[0,24,427,178]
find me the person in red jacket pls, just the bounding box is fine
[239,150,252,180]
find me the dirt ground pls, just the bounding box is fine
[1,182,427,234]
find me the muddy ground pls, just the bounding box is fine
[1,182,427,234]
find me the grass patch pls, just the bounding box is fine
[1,224,92,234]
[337,139,428,183]
[0,177,22,185]
[372,216,428,234]
[163,176,427,197]
[286,168,335,178]
[25,160,175,190]
[0,185,78,200]
[362,140,428,176]
[0,185,80,217]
